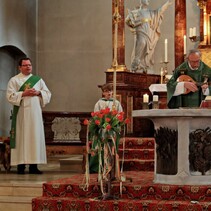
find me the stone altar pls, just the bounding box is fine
[133,108,211,185]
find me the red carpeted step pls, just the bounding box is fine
[32,196,211,211]
[118,148,154,160]
[40,171,211,202]
[119,137,155,149]
[120,159,154,171]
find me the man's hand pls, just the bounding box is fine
[22,88,41,97]
[184,82,198,92]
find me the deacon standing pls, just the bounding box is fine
[6,57,51,174]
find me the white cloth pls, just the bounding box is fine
[94,98,123,112]
[173,82,209,96]
[6,73,51,166]
[149,84,167,93]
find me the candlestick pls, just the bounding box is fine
[164,39,168,62]
[184,35,186,55]
[143,94,149,103]
[113,68,116,107]
[160,67,163,84]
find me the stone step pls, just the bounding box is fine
[0,195,32,211]
[0,183,43,211]
[0,183,42,197]
[59,154,84,172]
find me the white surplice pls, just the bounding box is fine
[6,73,51,166]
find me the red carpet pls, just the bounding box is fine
[32,171,211,210]
[32,138,211,210]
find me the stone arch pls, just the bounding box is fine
[0,45,26,136]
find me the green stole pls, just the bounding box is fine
[10,75,41,148]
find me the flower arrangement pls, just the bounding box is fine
[83,107,130,152]
[83,107,130,198]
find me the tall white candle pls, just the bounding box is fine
[160,67,163,84]
[189,27,193,37]
[164,39,168,62]
[153,95,159,102]
[192,27,196,36]
[184,35,186,55]
[143,94,149,103]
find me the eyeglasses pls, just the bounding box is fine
[21,64,32,67]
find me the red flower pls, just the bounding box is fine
[105,118,111,122]
[106,124,111,130]
[124,118,130,124]
[103,107,110,114]
[95,120,100,125]
[83,119,89,125]
[98,113,104,118]
[117,114,124,122]
[111,110,118,116]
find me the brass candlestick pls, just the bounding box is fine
[142,102,149,110]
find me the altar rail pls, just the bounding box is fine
[42,111,91,145]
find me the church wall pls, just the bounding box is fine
[38,0,201,113]
[0,0,37,62]
[0,0,37,136]
[37,0,112,112]
[0,0,202,136]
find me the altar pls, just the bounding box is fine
[133,108,211,185]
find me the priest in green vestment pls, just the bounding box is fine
[167,49,211,108]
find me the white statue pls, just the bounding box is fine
[125,0,172,73]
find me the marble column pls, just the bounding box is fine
[200,7,204,42]
[175,0,186,67]
[109,0,127,72]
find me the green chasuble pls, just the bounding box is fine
[10,75,41,148]
[167,61,211,108]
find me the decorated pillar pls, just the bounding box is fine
[175,0,186,67]
[108,0,127,72]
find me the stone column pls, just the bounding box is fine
[175,0,186,67]
[200,7,204,42]
[108,0,127,72]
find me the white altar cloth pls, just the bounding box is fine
[149,84,167,93]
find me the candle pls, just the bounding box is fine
[164,39,168,62]
[192,27,196,36]
[143,94,149,103]
[160,67,163,84]
[189,27,193,37]
[184,35,186,55]
[153,95,159,102]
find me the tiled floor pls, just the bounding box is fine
[0,160,78,185]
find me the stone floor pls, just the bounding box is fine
[0,156,80,211]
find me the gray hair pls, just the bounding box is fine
[186,49,202,59]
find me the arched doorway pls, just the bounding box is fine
[0,45,26,136]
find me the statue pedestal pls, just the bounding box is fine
[133,109,211,185]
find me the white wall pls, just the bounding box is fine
[37,0,200,112]
[0,0,37,136]
[37,0,112,112]
[0,0,201,135]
